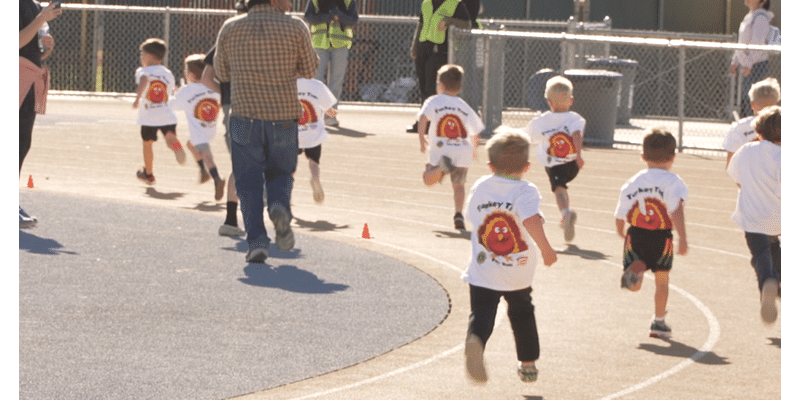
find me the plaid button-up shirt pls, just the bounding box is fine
[214,3,319,121]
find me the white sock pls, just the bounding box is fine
[561,208,571,218]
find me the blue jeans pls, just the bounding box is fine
[744,232,781,292]
[229,116,298,250]
[314,46,349,107]
[739,60,769,117]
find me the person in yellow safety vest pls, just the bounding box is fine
[406,0,471,133]
[304,0,359,127]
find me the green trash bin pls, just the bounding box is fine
[585,57,638,125]
[564,69,622,146]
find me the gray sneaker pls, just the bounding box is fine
[19,207,37,229]
[649,318,672,339]
[269,205,294,251]
[760,278,779,324]
[464,334,487,383]
[310,176,324,204]
[245,247,269,263]
[219,223,245,237]
[563,210,577,242]
[517,363,538,383]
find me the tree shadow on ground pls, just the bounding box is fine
[768,337,780,348]
[184,201,225,212]
[294,217,349,232]
[557,244,610,261]
[145,187,185,200]
[637,338,730,365]
[327,126,373,138]
[19,231,78,255]
[239,263,349,294]
[433,230,470,240]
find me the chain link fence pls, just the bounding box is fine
[44,4,780,152]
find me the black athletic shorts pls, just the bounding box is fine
[544,160,579,192]
[298,144,322,164]
[623,226,674,272]
[140,124,177,142]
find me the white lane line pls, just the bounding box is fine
[283,222,720,400]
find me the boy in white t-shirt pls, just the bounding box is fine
[418,64,484,230]
[727,106,780,324]
[614,129,688,339]
[132,38,185,185]
[461,130,557,384]
[523,75,585,242]
[297,77,337,204]
[169,54,225,201]
[722,77,780,169]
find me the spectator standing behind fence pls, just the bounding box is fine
[522,76,585,243]
[730,0,774,118]
[169,54,226,201]
[462,0,482,28]
[418,64,483,231]
[19,0,61,228]
[722,77,780,169]
[406,0,471,133]
[133,38,186,185]
[304,0,358,128]
[726,106,780,324]
[461,130,557,383]
[614,129,688,339]
[214,0,319,263]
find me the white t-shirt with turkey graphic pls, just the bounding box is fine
[462,174,545,292]
[523,111,586,168]
[169,82,220,145]
[135,65,178,127]
[417,93,484,168]
[613,168,689,231]
[297,78,337,149]
[721,116,757,154]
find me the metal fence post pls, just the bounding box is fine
[677,43,685,152]
[482,24,505,137]
[92,2,105,92]
[163,8,171,67]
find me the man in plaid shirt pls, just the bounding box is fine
[214,0,319,263]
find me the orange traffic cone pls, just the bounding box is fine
[27,175,34,188]
[361,223,371,239]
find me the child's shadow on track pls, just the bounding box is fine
[434,230,470,240]
[327,126,373,138]
[145,187,185,201]
[768,337,780,348]
[294,217,349,232]
[19,231,78,255]
[637,339,730,365]
[558,244,609,261]
[239,263,349,294]
[523,396,544,400]
[184,201,224,212]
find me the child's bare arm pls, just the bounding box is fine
[472,134,479,160]
[615,218,626,238]
[133,76,147,108]
[200,65,220,93]
[325,108,337,118]
[418,115,429,153]
[523,214,557,266]
[670,200,688,255]
[572,130,584,168]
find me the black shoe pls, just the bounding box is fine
[406,121,418,133]
[454,212,466,230]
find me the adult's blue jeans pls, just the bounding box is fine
[229,116,298,250]
[744,232,781,292]
[739,60,769,117]
[314,46,349,107]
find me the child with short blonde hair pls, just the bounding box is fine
[722,77,780,168]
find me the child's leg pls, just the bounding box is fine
[625,260,646,292]
[451,167,468,214]
[162,127,186,164]
[554,186,569,214]
[654,270,669,319]
[467,284,502,348]
[423,164,444,186]
[504,288,540,364]
[142,140,155,174]
[187,141,202,163]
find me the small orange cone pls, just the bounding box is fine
[27,175,34,189]
[361,223,371,239]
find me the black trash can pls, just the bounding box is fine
[524,68,558,112]
[585,57,638,125]
[563,69,622,146]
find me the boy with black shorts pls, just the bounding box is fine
[133,37,185,184]
[614,129,689,338]
[523,75,585,242]
[297,77,337,204]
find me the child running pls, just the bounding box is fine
[522,75,585,242]
[297,77,337,204]
[133,38,185,184]
[722,77,780,169]
[418,64,484,230]
[727,106,780,324]
[614,129,688,338]
[461,130,557,383]
[169,54,225,200]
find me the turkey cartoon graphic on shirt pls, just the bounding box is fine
[299,99,318,126]
[146,80,168,104]
[437,113,467,141]
[626,197,672,230]
[478,211,528,260]
[547,131,576,159]
[193,98,220,123]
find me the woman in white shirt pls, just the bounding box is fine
[729,0,775,117]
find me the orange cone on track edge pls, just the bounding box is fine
[362,223,371,239]
[27,175,34,188]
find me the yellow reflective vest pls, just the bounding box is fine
[310,0,354,50]
[419,0,461,44]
